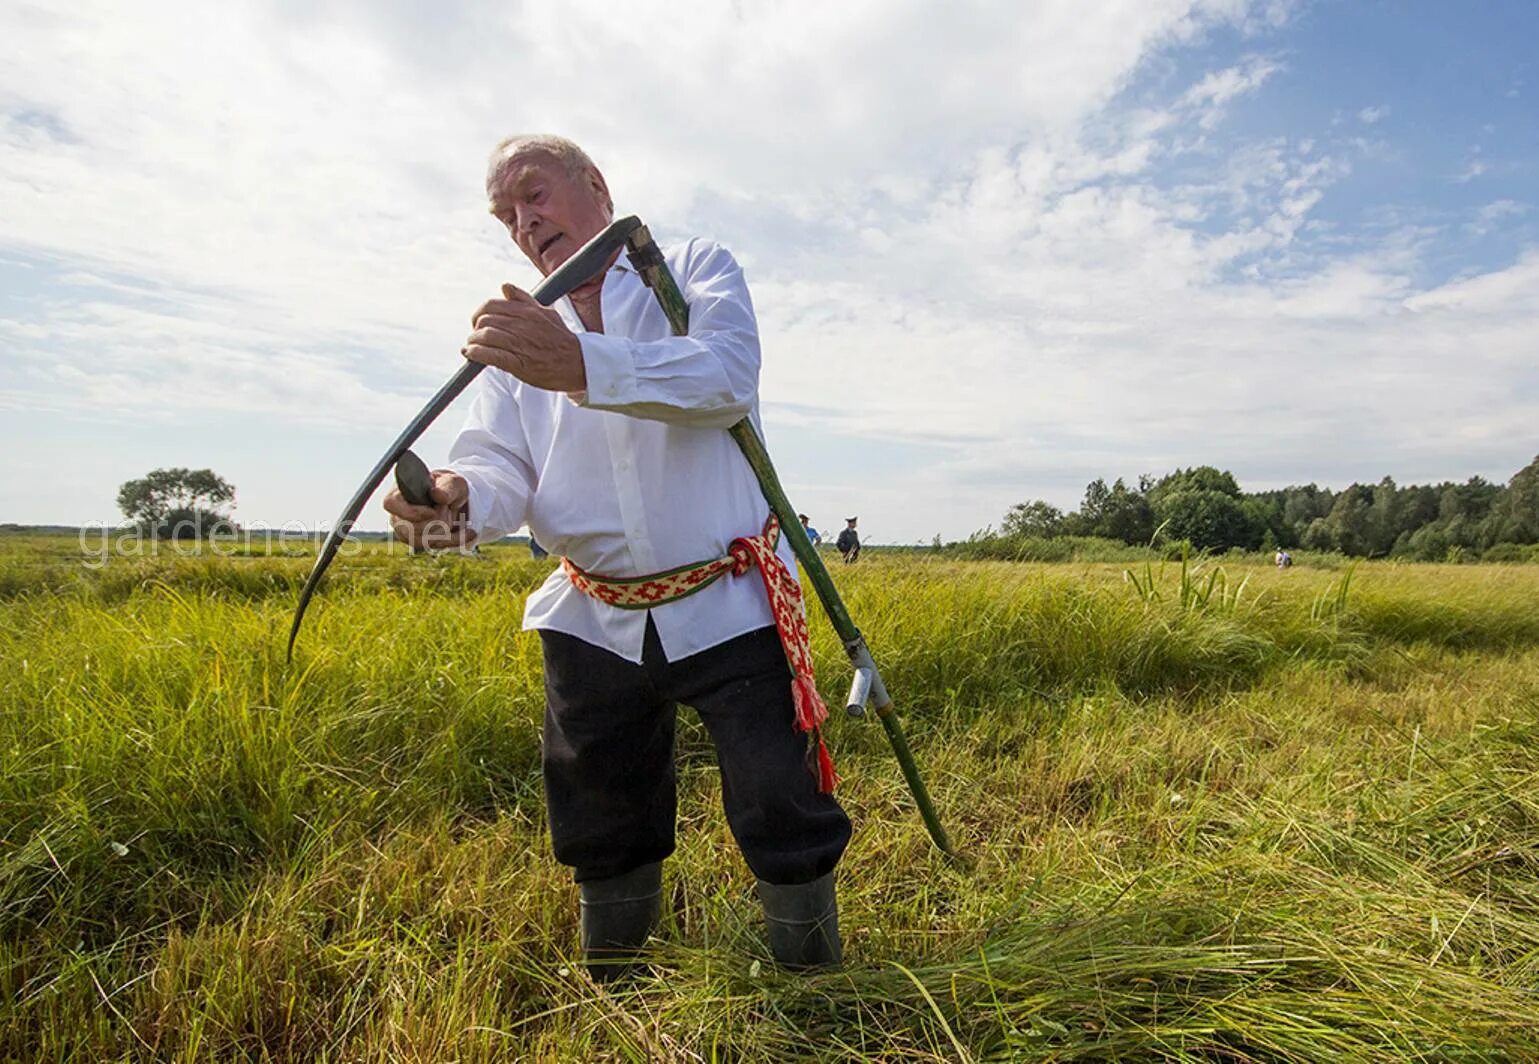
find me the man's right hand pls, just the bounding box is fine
[383,470,475,550]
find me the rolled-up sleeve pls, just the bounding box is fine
[446,369,536,541]
[578,241,760,430]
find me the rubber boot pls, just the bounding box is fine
[579,861,662,982]
[756,870,842,970]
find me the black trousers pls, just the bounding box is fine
[539,618,852,885]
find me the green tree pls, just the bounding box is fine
[1301,517,1336,552]
[1064,478,1153,544]
[1245,491,1294,547]
[1399,484,1441,533]
[1366,476,1403,556]
[1097,479,1154,544]
[1404,523,1451,561]
[1143,467,1259,550]
[1489,455,1539,544]
[1074,478,1111,532]
[1439,476,1500,523]
[1156,489,1264,550]
[1281,485,1334,542]
[1145,466,1241,510]
[117,468,237,539]
[1325,486,1373,556]
[1001,500,1064,538]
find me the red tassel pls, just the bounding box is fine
[792,677,837,792]
[790,673,828,732]
[815,735,839,793]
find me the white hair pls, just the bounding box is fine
[485,134,599,190]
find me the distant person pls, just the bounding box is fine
[1275,549,1293,569]
[799,513,822,546]
[836,517,860,564]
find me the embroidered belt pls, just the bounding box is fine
[561,514,838,793]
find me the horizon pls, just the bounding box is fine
[3,2,1535,541]
[8,451,1532,549]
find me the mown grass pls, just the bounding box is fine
[3,534,1539,1059]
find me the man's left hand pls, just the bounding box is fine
[464,284,586,392]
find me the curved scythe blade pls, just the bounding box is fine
[286,215,644,660]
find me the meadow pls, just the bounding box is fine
[2,532,1538,1060]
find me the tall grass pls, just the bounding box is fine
[3,534,1539,1059]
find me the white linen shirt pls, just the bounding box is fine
[446,237,796,664]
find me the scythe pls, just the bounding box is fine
[286,216,957,858]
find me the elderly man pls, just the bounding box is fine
[383,135,851,978]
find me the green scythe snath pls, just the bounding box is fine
[623,224,957,859]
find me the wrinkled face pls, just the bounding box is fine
[487,150,613,276]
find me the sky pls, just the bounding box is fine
[1,0,1535,544]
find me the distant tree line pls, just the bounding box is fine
[991,455,1539,562]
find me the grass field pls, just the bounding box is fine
[3,532,1539,1060]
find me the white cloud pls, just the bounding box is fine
[1182,55,1281,107]
[1179,54,1282,129]
[1404,251,1539,315]
[1357,105,1388,124]
[1465,199,1529,236]
[1455,152,1489,183]
[1456,161,1489,183]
